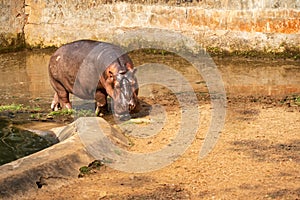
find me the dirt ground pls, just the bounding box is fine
[14,94,299,200]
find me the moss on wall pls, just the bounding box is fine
[0,33,25,53]
[0,0,25,53]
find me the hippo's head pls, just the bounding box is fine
[102,60,139,120]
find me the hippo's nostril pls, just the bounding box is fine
[128,99,136,111]
[128,103,134,111]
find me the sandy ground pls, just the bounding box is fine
[17,95,300,200]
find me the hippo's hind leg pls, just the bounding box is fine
[95,90,107,116]
[50,78,72,111]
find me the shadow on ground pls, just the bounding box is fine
[230,139,300,163]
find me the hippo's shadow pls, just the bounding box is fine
[72,98,151,119]
[129,99,152,119]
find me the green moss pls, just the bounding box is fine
[206,46,300,60]
[0,33,25,53]
[25,42,58,51]
[206,46,224,56]
[135,48,172,56]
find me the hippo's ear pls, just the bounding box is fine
[105,64,118,82]
[103,69,114,83]
[126,62,134,70]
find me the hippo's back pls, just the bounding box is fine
[49,40,100,80]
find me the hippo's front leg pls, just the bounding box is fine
[95,90,107,116]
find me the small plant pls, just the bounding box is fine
[295,96,300,105]
[79,166,91,174]
[78,160,105,178]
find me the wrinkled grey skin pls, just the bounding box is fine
[48,40,139,120]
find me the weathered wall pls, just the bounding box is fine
[0,0,25,52]
[2,0,300,55]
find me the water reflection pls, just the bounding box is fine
[132,53,300,97]
[216,58,300,96]
[0,50,54,101]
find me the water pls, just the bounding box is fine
[0,50,299,101]
[0,118,56,165]
[216,58,300,96]
[0,49,299,165]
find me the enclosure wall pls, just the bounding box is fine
[1,0,300,54]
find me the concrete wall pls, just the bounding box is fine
[2,0,300,55]
[0,0,25,52]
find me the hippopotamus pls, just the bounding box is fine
[48,40,139,120]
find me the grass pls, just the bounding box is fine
[0,104,26,112]
[48,109,75,116]
[120,118,152,125]
[0,103,43,112]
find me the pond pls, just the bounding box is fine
[0,49,299,165]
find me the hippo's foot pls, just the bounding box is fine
[51,93,72,111]
[95,107,103,117]
[51,101,60,111]
[51,101,72,111]
[95,103,108,117]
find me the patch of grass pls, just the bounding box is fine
[30,113,43,120]
[75,109,95,117]
[47,109,96,118]
[33,107,42,111]
[0,104,25,112]
[48,109,75,116]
